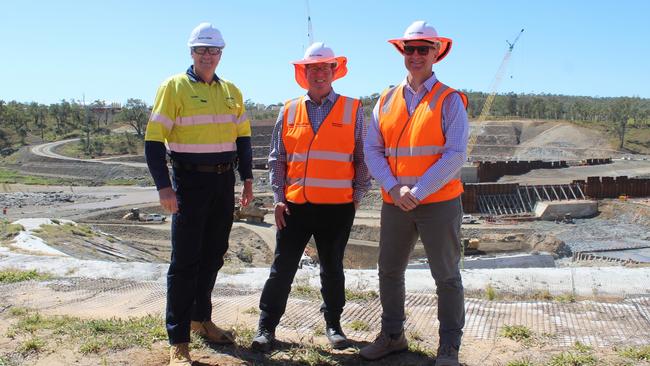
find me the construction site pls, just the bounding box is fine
[1,12,650,366]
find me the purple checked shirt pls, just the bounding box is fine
[364,73,469,201]
[269,89,371,204]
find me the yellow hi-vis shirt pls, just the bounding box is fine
[144,73,251,153]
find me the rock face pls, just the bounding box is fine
[528,233,572,258]
[233,204,268,223]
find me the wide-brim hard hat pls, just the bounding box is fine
[388,20,452,63]
[291,42,348,90]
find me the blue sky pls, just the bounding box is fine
[1,0,649,106]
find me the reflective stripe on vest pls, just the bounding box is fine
[283,95,358,204]
[286,177,353,188]
[378,82,467,204]
[288,150,353,163]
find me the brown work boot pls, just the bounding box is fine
[359,331,408,360]
[169,343,191,366]
[191,320,235,344]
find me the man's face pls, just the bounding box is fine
[305,62,335,95]
[402,41,439,76]
[191,46,222,77]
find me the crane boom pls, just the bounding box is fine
[305,0,314,45]
[467,29,524,159]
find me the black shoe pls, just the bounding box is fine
[435,343,460,366]
[251,328,275,352]
[325,323,350,349]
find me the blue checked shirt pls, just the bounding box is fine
[364,73,469,201]
[269,89,371,204]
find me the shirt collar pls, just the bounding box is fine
[304,89,338,106]
[186,65,219,84]
[402,72,438,94]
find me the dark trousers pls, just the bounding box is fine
[166,168,235,344]
[378,197,465,348]
[258,202,355,330]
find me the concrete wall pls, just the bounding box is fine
[534,200,598,220]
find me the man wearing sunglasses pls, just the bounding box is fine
[144,22,253,366]
[251,42,370,352]
[361,21,468,366]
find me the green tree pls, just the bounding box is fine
[119,98,149,137]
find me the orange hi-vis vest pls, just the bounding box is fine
[378,81,468,204]
[282,95,360,204]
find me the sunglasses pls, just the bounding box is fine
[403,45,435,56]
[192,46,223,55]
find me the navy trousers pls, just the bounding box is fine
[258,202,355,330]
[166,167,235,344]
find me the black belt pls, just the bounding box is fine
[172,161,233,174]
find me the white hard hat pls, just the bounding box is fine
[187,22,225,48]
[388,20,452,63]
[291,42,348,89]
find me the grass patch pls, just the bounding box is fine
[485,283,497,301]
[284,345,338,366]
[0,355,11,366]
[0,222,23,240]
[408,342,436,358]
[311,325,324,336]
[17,336,46,354]
[57,133,144,159]
[0,167,74,185]
[232,324,256,347]
[547,351,598,366]
[189,331,207,351]
[347,320,370,332]
[573,341,592,353]
[0,269,51,284]
[501,324,533,342]
[291,284,321,300]
[242,307,259,315]
[617,345,650,361]
[8,306,28,316]
[554,293,577,303]
[344,288,378,302]
[9,309,166,353]
[34,222,95,238]
[506,359,535,366]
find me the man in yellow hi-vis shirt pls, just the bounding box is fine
[144,22,253,366]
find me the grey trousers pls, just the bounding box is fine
[378,197,465,347]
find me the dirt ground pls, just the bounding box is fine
[1,120,650,364]
[1,303,647,366]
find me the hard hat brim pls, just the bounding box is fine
[292,56,348,90]
[187,41,226,48]
[388,37,452,63]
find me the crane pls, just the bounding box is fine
[305,0,314,46]
[467,29,524,158]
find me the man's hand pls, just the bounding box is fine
[274,202,290,230]
[354,200,360,210]
[388,185,419,211]
[241,179,254,207]
[158,187,178,214]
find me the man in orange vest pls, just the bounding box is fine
[251,42,371,352]
[360,21,468,366]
